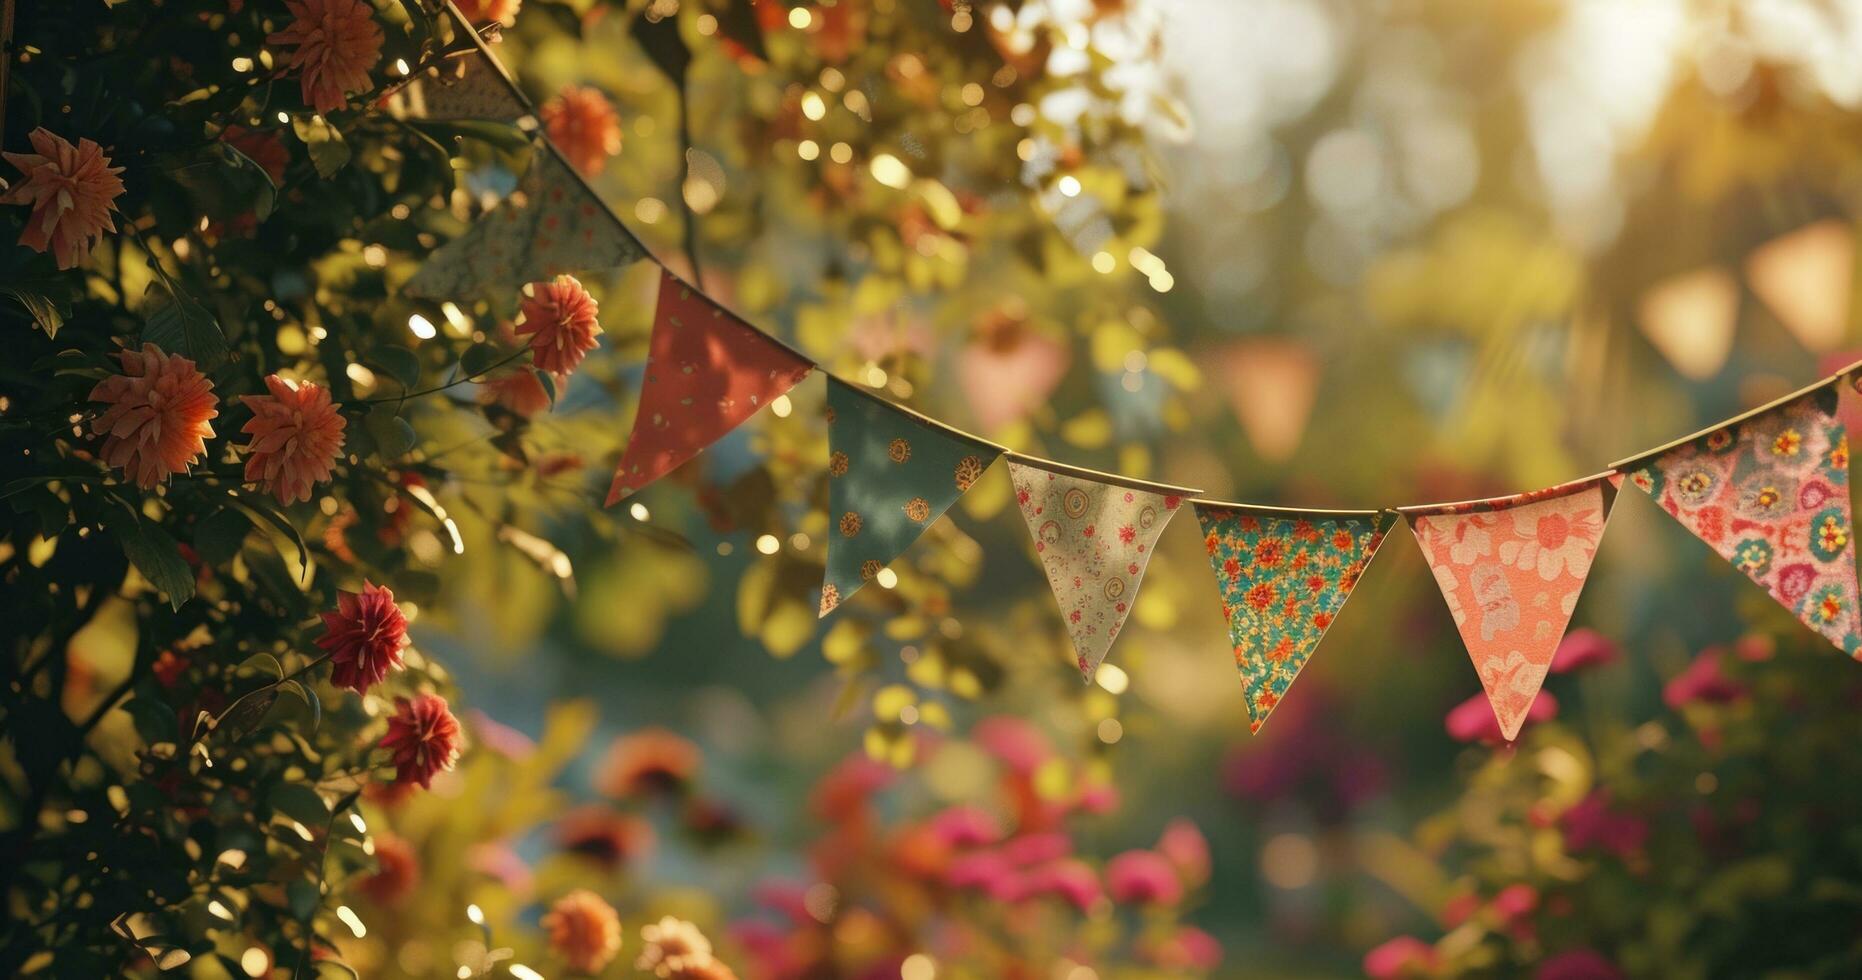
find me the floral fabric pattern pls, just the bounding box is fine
[821,379,1001,617]
[1195,504,1392,732]
[1409,476,1620,741]
[405,146,646,299]
[1009,462,1182,682]
[391,50,531,123]
[607,271,814,504]
[1629,388,1860,656]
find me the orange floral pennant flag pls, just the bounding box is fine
[1406,475,1621,742]
[1007,461,1185,682]
[607,270,814,505]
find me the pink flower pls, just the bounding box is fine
[1076,780,1120,814]
[266,0,384,114]
[1023,858,1102,911]
[1560,790,1647,859]
[1446,690,1558,744]
[379,692,463,789]
[999,831,1071,866]
[972,715,1053,775]
[1364,936,1438,979]
[1535,949,1624,980]
[517,274,603,376]
[238,375,346,504]
[946,850,1018,899]
[929,804,1004,847]
[2,127,125,268]
[541,889,623,975]
[1147,926,1224,970]
[1491,883,1538,924]
[453,0,521,27]
[315,580,408,693]
[88,343,219,488]
[1663,648,1745,708]
[542,85,623,176]
[1104,850,1183,905]
[1550,628,1619,674]
[1156,818,1212,888]
[467,708,535,759]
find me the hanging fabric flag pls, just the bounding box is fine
[820,380,1001,617]
[1406,475,1620,741]
[1195,504,1392,732]
[389,50,532,123]
[606,271,814,505]
[1007,461,1184,682]
[404,145,648,300]
[1626,387,1861,655]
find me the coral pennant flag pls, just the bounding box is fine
[404,145,647,300]
[1407,475,1620,742]
[1196,504,1392,732]
[1626,387,1862,655]
[606,271,814,504]
[820,380,1000,617]
[1007,462,1183,682]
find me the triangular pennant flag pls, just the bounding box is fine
[404,145,648,300]
[1195,504,1392,732]
[388,49,532,123]
[1627,387,1861,655]
[820,380,1001,617]
[606,271,814,504]
[1007,461,1183,682]
[1407,475,1621,741]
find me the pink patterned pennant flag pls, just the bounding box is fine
[1408,475,1621,741]
[1007,462,1183,681]
[606,270,814,504]
[1626,387,1861,655]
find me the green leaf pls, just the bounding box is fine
[278,679,321,732]
[142,283,228,369]
[405,118,533,154]
[366,345,421,389]
[365,407,417,460]
[236,653,285,679]
[534,368,557,407]
[269,782,329,827]
[457,341,505,379]
[213,686,279,740]
[159,141,277,223]
[226,490,311,583]
[290,114,352,178]
[118,518,196,610]
[193,507,251,565]
[1,284,67,337]
[286,879,320,920]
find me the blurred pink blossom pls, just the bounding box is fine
[1076,780,1121,815]
[1446,690,1558,744]
[1156,818,1211,888]
[1491,882,1538,924]
[1363,936,1439,979]
[1560,790,1648,859]
[930,804,1005,847]
[972,716,1054,775]
[1664,648,1746,708]
[1147,925,1224,970]
[1105,850,1183,905]
[1023,858,1102,911]
[1000,832,1072,866]
[1550,629,1619,673]
[1535,948,1625,980]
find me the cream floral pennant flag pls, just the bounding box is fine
[1007,461,1183,682]
[820,379,1000,617]
[404,145,647,300]
[388,50,532,123]
[1626,387,1861,655]
[1407,475,1621,742]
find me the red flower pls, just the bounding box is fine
[1535,948,1625,980]
[379,692,463,789]
[1245,582,1276,611]
[1105,849,1183,905]
[1118,524,1136,544]
[554,805,656,869]
[1663,648,1745,708]
[266,0,383,114]
[315,581,408,693]
[453,0,521,27]
[356,832,419,905]
[1550,628,1619,674]
[89,343,219,488]
[2,127,126,268]
[517,274,603,376]
[597,727,700,798]
[1559,790,1647,859]
[541,84,623,176]
[1364,936,1438,979]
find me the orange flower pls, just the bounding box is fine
[542,85,623,176]
[517,275,603,376]
[266,0,384,114]
[239,375,347,504]
[597,727,700,798]
[315,580,408,693]
[379,692,463,789]
[2,128,126,269]
[637,916,736,980]
[542,889,623,975]
[453,0,521,27]
[553,805,656,869]
[478,366,567,417]
[88,343,219,488]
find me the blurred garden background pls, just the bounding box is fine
[6,0,1862,977]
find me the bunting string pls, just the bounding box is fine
[402,3,1862,738]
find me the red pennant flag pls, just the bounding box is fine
[607,271,814,504]
[1407,475,1621,741]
